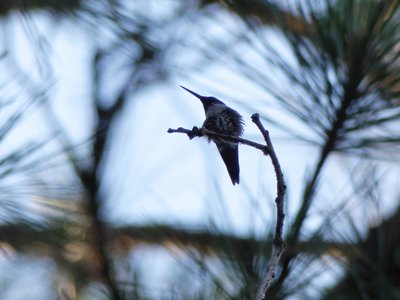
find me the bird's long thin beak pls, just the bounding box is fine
[180,86,203,100]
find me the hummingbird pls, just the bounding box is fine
[180,86,244,185]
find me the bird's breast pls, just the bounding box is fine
[204,105,243,137]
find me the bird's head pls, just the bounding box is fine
[180,86,224,112]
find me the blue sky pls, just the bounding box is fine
[2,4,400,298]
[4,3,400,242]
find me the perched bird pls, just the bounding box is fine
[180,86,244,185]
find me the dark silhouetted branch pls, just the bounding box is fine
[169,114,286,299]
[167,126,270,155]
[251,113,286,300]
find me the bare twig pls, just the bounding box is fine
[251,113,286,300]
[167,126,270,155]
[251,114,285,248]
[168,113,286,299]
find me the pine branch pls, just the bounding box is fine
[251,114,286,300]
[169,113,286,299]
[0,0,82,15]
[167,126,270,155]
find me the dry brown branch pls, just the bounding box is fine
[167,126,269,155]
[251,113,286,300]
[168,113,286,299]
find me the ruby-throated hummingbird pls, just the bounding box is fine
[180,86,244,185]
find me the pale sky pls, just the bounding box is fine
[1,5,400,299]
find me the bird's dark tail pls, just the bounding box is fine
[217,144,240,185]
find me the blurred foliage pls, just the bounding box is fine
[0,0,400,300]
[0,0,82,15]
[322,207,400,300]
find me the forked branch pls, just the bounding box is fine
[168,113,286,299]
[251,113,286,300]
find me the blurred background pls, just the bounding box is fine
[1,0,400,299]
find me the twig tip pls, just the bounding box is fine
[251,113,260,122]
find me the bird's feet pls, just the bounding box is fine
[188,126,203,139]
